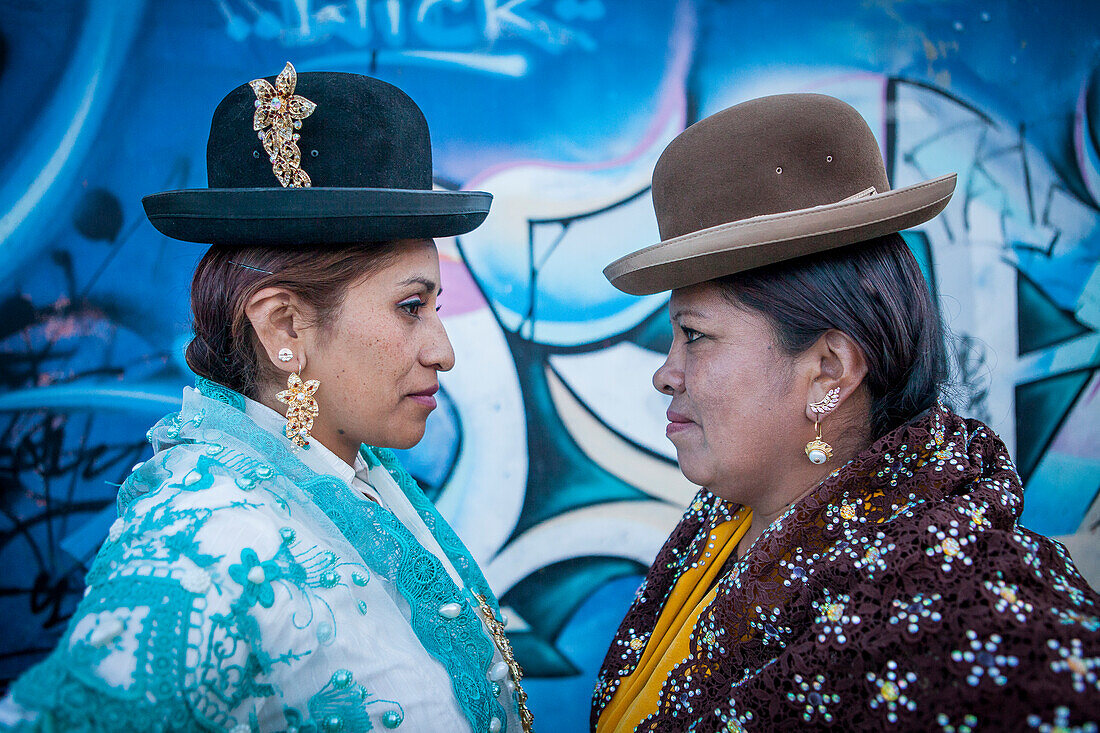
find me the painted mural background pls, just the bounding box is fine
[1,0,1098,729]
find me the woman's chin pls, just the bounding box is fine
[675,456,712,489]
[372,423,427,451]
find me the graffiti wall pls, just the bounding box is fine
[2,1,1098,729]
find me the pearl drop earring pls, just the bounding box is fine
[805,387,840,465]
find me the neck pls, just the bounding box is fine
[310,423,359,466]
[736,478,820,556]
[734,444,865,557]
[255,389,358,467]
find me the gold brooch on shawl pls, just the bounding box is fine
[474,593,535,732]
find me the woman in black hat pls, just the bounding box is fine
[592,94,1098,731]
[1,64,531,733]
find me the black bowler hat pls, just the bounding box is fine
[142,63,491,245]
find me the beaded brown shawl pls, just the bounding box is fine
[592,406,1100,731]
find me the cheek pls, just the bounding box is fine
[691,361,789,441]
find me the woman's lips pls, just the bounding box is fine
[408,386,438,409]
[666,409,694,436]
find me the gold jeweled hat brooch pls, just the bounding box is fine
[250,62,317,188]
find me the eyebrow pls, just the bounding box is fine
[670,307,709,322]
[399,276,442,295]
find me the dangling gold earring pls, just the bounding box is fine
[805,387,840,465]
[275,353,320,448]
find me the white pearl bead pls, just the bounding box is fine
[808,448,827,464]
[247,566,266,584]
[489,661,509,681]
[489,718,502,733]
[438,602,462,618]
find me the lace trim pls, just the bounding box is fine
[195,375,247,411]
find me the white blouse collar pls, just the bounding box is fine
[239,392,369,485]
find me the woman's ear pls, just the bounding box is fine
[244,287,307,373]
[802,329,869,423]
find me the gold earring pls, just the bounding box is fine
[275,364,320,447]
[805,387,840,464]
[805,421,833,464]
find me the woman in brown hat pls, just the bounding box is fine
[592,94,1099,731]
[0,64,531,733]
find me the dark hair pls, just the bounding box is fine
[186,243,397,399]
[716,232,947,441]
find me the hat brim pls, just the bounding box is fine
[142,188,492,245]
[604,174,956,295]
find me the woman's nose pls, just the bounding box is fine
[653,349,683,395]
[423,314,456,372]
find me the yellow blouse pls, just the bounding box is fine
[597,508,752,732]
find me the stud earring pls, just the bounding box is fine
[808,387,840,416]
[275,361,320,448]
[278,348,294,362]
[805,387,840,465]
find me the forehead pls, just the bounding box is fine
[339,239,440,302]
[669,281,730,315]
[385,238,439,267]
[669,281,781,341]
[373,239,440,281]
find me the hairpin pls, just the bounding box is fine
[228,260,274,274]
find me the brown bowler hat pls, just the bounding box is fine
[604,93,956,295]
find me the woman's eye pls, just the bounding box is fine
[681,326,703,343]
[399,298,425,317]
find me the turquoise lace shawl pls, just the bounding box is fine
[8,378,513,732]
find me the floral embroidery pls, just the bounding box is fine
[11,383,522,732]
[778,546,820,587]
[1053,576,1089,607]
[888,593,943,635]
[954,500,992,531]
[1050,607,1100,632]
[749,605,791,647]
[786,673,839,723]
[950,631,1019,686]
[984,576,1033,623]
[1012,532,1044,577]
[812,590,859,644]
[228,547,281,608]
[852,532,895,578]
[925,520,975,572]
[824,496,866,531]
[1047,638,1100,693]
[715,700,754,732]
[866,660,917,723]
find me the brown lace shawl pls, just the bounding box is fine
[592,406,1099,731]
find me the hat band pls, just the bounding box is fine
[839,185,877,202]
